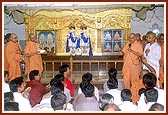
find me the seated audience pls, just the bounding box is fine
[4,92,14,103]
[103,68,118,92]
[3,71,10,93]
[138,88,158,111]
[103,104,121,111]
[26,70,50,107]
[75,84,100,111]
[149,103,164,111]
[4,102,19,111]
[41,74,71,103]
[137,73,165,109]
[51,92,67,111]
[32,83,64,111]
[105,68,122,105]
[9,77,32,111]
[78,72,99,101]
[59,64,75,96]
[118,89,137,111]
[99,93,114,111]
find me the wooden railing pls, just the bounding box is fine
[42,57,124,80]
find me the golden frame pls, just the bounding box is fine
[102,29,124,55]
[23,8,131,56]
[36,30,56,53]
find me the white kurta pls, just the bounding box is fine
[143,42,161,79]
[13,92,32,111]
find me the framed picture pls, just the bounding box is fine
[102,29,124,55]
[36,31,56,53]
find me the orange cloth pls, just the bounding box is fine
[159,44,164,88]
[4,45,9,71]
[24,41,43,81]
[122,41,143,89]
[5,41,22,81]
[130,79,145,104]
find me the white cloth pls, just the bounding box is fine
[143,42,161,78]
[137,87,165,109]
[105,89,122,105]
[103,81,123,92]
[3,81,10,93]
[118,101,137,111]
[64,87,71,102]
[68,32,78,47]
[137,102,156,111]
[41,87,71,104]
[13,92,32,111]
[33,102,74,111]
[78,86,99,101]
[32,103,54,111]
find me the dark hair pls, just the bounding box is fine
[80,25,87,30]
[121,89,132,101]
[51,92,67,111]
[59,64,69,74]
[50,74,64,86]
[149,103,164,111]
[146,31,156,38]
[51,82,64,95]
[107,68,118,89]
[108,68,117,79]
[5,33,11,39]
[82,72,92,82]
[4,102,19,111]
[54,74,64,82]
[4,92,14,103]
[143,73,157,88]
[83,83,94,97]
[9,77,24,92]
[69,25,75,30]
[138,88,146,97]
[159,33,164,38]
[99,93,114,110]
[29,70,39,80]
[144,88,158,103]
[4,71,9,77]
[80,72,93,92]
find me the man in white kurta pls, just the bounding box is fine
[143,32,161,87]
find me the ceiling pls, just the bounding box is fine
[3,2,164,24]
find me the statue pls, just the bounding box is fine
[80,25,93,56]
[66,25,80,55]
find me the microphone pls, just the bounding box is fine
[128,43,131,48]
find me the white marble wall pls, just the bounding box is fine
[131,7,164,36]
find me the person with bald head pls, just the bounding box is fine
[5,33,22,81]
[24,33,46,81]
[143,31,161,88]
[122,33,143,89]
[103,104,121,111]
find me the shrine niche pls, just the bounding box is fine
[23,8,132,56]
